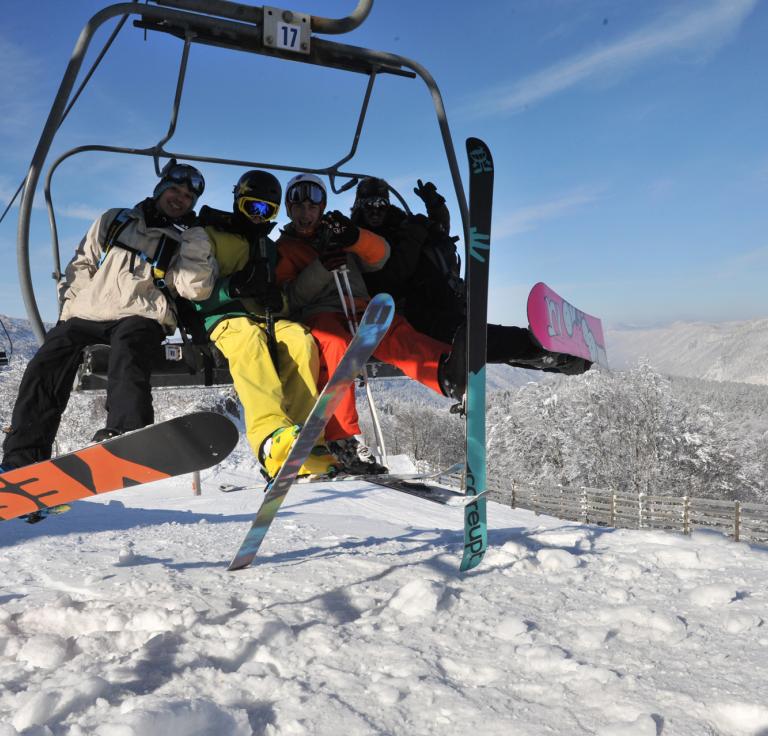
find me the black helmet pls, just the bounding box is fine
[233,170,282,223]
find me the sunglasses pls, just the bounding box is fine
[238,197,280,222]
[360,196,389,210]
[164,165,205,197]
[286,181,326,205]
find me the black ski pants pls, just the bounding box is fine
[2,316,165,469]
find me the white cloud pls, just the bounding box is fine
[466,0,757,118]
[494,186,603,239]
[57,204,104,222]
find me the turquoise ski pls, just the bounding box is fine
[227,293,395,570]
[461,137,493,571]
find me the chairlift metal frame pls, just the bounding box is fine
[17,0,470,351]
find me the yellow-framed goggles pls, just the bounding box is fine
[237,197,280,223]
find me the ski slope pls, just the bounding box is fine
[1,457,767,736]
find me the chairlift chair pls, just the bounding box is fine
[15,0,474,464]
[17,0,471,385]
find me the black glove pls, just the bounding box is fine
[228,260,283,311]
[319,249,348,271]
[322,210,359,249]
[413,179,445,209]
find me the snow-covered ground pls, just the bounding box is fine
[1,446,767,736]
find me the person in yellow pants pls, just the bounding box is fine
[193,170,337,480]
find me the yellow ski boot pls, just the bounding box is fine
[260,426,338,481]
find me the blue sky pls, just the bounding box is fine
[1,0,767,329]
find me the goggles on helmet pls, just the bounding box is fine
[237,196,279,222]
[162,164,205,197]
[359,196,389,210]
[286,181,326,205]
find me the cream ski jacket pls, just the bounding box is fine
[59,205,217,333]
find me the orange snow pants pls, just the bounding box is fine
[306,310,450,441]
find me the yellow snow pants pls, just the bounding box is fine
[210,317,320,458]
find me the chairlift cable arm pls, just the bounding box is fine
[309,0,374,35]
[150,0,373,36]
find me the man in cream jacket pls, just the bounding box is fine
[2,161,217,472]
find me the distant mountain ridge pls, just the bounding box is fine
[606,318,768,385]
[0,313,47,362]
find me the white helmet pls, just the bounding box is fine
[285,173,327,207]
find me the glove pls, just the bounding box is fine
[319,249,348,271]
[228,260,283,311]
[322,210,359,249]
[413,179,445,209]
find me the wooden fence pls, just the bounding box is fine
[434,470,768,544]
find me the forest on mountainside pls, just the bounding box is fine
[364,363,768,504]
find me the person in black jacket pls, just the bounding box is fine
[350,177,591,375]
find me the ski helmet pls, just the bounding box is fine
[353,177,390,212]
[233,170,282,222]
[153,159,205,204]
[285,173,327,207]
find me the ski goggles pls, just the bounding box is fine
[237,196,280,222]
[358,196,389,210]
[286,181,326,205]
[162,164,205,197]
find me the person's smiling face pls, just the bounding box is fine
[155,183,196,219]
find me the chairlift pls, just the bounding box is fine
[16,0,471,393]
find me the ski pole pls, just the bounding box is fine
[333,267,388,464]
[333,266,357,335]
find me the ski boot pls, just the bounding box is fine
[328,437,388,476]
[438,322,467,402]
[260,425,339,482]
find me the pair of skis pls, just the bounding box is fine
[226,139,496,572]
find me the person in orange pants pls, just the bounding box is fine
[275,174,465,471]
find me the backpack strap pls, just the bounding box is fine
[100,209,182,290]
[99,209,132,263]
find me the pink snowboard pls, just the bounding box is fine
[527,282,608,368]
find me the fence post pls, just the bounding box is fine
[610,492,616,527]
[192,470,201,496]
[638,492,646,529]
[581,487,587,523]
[682,496,690,535]
[511,480,516,509]
[734,501,741,542]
